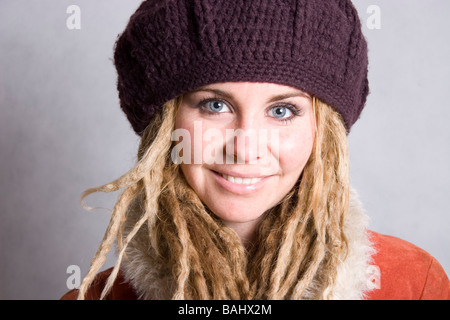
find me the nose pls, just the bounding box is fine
[225,118,267,165]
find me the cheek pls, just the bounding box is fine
[175,111,206,165]
[277,126,314,175]
[180,163,202,193]
[176,113,229,166]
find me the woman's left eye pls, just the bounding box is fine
[269,105,294,119]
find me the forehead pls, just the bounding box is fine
[185,82,312,105]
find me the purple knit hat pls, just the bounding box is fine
[114,0,369,135]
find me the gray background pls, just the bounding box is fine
[0,0,448,299]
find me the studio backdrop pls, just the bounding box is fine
[0,0,449,299]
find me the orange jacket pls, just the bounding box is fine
[61,231,449,300]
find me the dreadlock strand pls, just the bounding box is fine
[266,195,301,299]
[77,184,138,300]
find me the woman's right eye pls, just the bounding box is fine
[199,99,232,114]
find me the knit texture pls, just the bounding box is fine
[114,0,369,135]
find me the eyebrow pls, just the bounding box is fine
[268,92,312,102]
[191,88,234,100]
[191,87,312,102]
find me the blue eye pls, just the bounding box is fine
[270,106,293,119]
[205,100,231,113]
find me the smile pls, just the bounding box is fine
[211,170,273,195]
[220,174,262,185]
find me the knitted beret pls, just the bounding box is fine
[114,0,369,135]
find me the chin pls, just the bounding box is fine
[206,201,268,225]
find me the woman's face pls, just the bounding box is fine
[175,82,315,240]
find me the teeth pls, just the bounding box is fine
[250,178,260,184]
[221,174,262,185]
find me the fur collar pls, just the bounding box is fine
[120,187,376,300]
[329,187,377,299]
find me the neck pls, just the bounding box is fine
[222,217,263,250]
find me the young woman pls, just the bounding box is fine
[62,0,449,300]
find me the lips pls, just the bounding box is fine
[211,170,273,195]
